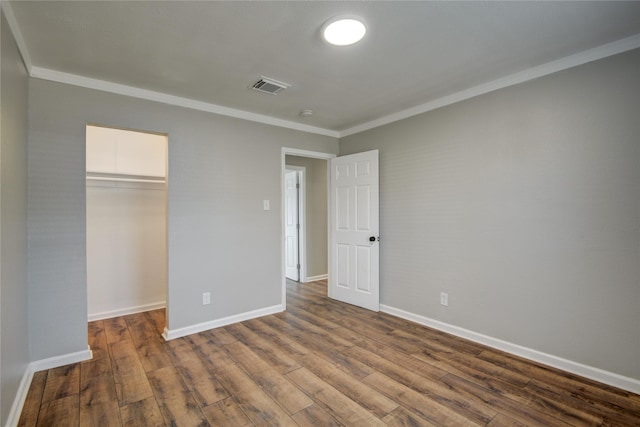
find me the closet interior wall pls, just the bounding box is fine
[86,125,167,321]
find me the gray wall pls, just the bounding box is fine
[340,49,640,380]
[285,155,328,279]
[27,78,338,359]
[1,10,30,425]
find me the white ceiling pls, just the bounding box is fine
[6,1,640,136]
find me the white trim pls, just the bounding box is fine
[7,3,637,141]
[86,175,166,185]
[30,347,93,372]
[29,67,339,138]
[283,148,338,160]
[380,304,640,395]
[1,1,33,73]
[326,158,333,301]
[285,166,306,283]
[5,348,93,427]
[281,148,336,310]
[162,304,282,341]
[304,274,328,283]
[5,366,34,427]
[339,33,640,137]
[88,301,166,322]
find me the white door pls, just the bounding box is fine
[285,170,300,281]
[329,150,379,311]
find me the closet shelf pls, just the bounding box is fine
[86,175,166,184]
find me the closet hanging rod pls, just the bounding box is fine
[86,176,166,184]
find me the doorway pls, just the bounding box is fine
[282,148,381,312]
[281,148,334,308]
[85,125,168,327]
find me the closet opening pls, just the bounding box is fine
[86,124,168,335]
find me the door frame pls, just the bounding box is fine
[284,166,306,282]
[281,148,336,309]
[85,123,169,330]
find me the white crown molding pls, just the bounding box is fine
[29,66,339,138]
[1,0,33,72]
[162,304,283,341]
[380,304,640,395]
[4,2,639,140]
[339,33,640,137]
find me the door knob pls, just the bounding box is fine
[369,236,376,242]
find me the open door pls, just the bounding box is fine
[284,169,300,281]
[329,150,379,311]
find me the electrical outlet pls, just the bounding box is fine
[440,292,449,307]
[202,292,211,305]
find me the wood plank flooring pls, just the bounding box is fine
[19,280,640,426]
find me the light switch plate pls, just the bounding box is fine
[440,292,449,306]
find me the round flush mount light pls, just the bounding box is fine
[322,16,366,46]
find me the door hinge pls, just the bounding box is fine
[297,264,300,269]
[296,183,300,189]
[296,224,300,229]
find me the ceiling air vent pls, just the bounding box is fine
[251,77,291,95]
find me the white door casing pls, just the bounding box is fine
[281,148,332,309]
[285,170,300,281]
[329,150,379,311]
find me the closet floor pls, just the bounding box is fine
[18,280,640,426]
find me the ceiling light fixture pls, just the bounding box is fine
[322,16,366,46]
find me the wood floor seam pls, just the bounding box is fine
[17,279,640,427]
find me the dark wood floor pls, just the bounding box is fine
[18,280,640,426]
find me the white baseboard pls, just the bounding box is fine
[5,365,34,427]
[30,347,93,372]
[88,301,166,321]
[5,347,92,427]
[163,304,283,341]
[380,304,640,395]
[304,274,328,283]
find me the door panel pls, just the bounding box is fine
[356,185,371,230]
[356,245,372,292]
[329,150,379,311]
[336,187,350,230]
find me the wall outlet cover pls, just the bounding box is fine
[440,292,449,307]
